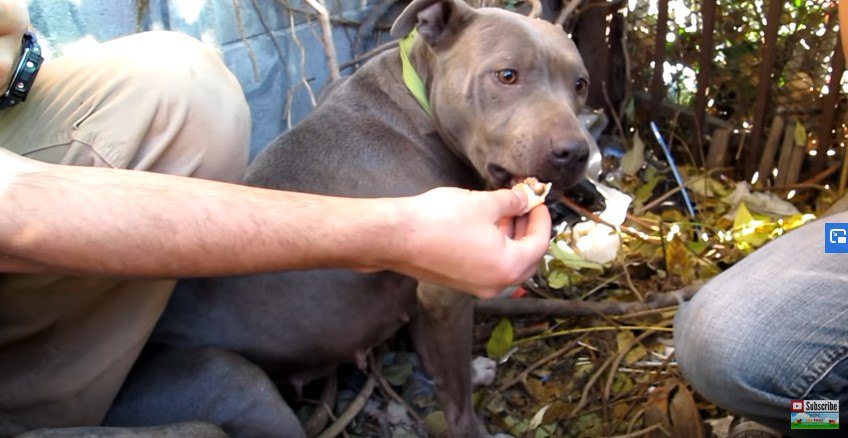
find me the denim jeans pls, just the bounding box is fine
[674,210,848,437]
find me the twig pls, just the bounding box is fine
[603,81,627,141]
[475,298,653,318]
[284,10,318,127]
[562,394,648,421]
[474,282,701,317]
[762,183,829,192]
[617,8,633,128]
[555,0,586,26]
[315,374,377,438]
[517,325,673,348]
[231,0,261,82]
[304,374,338,437]
[571,324,666,419]
[526,0,542,19]
[523,277,556,299]
[136,0,150,33]
[303,0,341,81]
[734,129,747,162]
[633,167,730,216]
[559,195,652,241]
[657,220,668,275]
[666,127,698,168]
[602,327,666,420]
[609,305,678,320]
[568,341,622,417]
[353,0,398,56]
[626,407,645,434]
[624,213,659,231]
[339,40,398,71]
[608,423,668,438]
[275,0,363,26]
[251,0,287,68]
[366,353,425,426]
[620,260,645,303]
[580,272,624,300]
[802,161,841,185]
[498,339,582,391]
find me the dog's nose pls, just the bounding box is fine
[552,139,590,167]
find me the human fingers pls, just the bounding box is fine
[513,212,529,238]
[497,217,515,238]
[483,188,528,221]
[509,204,552,262]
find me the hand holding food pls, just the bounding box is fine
[512,177,552,214]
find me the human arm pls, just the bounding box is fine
[841,0,848,61]
[0,150,550,298]
[0,0,28,87]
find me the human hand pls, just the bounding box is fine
[392,187,552,298]
[0,0,29,87]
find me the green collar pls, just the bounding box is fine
[399,29,431,115]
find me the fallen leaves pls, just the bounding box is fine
[474,162,823,436]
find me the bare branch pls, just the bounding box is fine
[556,0,586,26]
[474,282,702,317]
[284,10,318,128]
[304,0,341,81]
[231,0,261,82]
[315,374,376,438]
[526,0,542,19]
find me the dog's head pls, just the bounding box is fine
[392,0,591,193]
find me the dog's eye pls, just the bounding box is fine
[496,69,518,85]
[575,78,588,93]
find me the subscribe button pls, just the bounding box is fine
[825,223,848,253]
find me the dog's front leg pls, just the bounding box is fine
[411,282,480,437]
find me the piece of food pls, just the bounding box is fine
[512,177,552,214]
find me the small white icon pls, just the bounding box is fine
[830,229,847,245]
[793,401,804,411]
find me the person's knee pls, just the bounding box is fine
[674,278,768,415]
[107,32,250,181]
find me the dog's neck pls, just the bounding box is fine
[400,36,475,172]
[399,30,431,116]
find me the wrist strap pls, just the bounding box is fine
[0,32,43,109]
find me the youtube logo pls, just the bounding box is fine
[791,400,804,412]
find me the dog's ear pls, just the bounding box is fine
[390,0,475,45]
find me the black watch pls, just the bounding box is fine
[0,31,43,109]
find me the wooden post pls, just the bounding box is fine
[744,0,783,180]
[775,123,796,186]
[574,0,612,110]
[811,37,846,175]
[649,0,669,117]
[786,139,807,186]
[694,0,717,166]
[757,115,785,186]
[706,128,731,170]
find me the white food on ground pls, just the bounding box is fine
[471,356,497,388]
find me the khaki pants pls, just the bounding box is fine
[0,31,250,436]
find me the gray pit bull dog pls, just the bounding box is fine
[106,0,591,436]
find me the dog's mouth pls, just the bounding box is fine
[486,163,561,203]
[486,163,530,190]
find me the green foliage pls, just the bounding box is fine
[544,159,817,290]
[486,318,514,359]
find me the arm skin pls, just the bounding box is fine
[0,150,552,298]
[841,0,848,61]
[0,0,28,86]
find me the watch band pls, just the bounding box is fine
[0,31,43,109]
